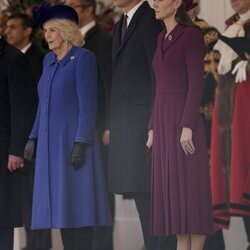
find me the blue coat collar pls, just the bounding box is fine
[47,46,78,66]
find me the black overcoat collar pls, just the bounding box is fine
[113,1,150,59]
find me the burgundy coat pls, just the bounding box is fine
[150,25,213,235]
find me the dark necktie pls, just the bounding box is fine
[121,14,128,40]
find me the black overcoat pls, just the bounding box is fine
[108,2,163,193]
[0,38,36,228]
[26,43,45,85]
[84,24,112,132]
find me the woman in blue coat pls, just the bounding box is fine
[24,3,111,249]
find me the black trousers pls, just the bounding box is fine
[130,192,176,250]
[92,193,115,250]
[21,165,51,250]
[244,216,250,248]
[204,230,225,250]
[0,228,14,250]
[61,227,93,250]
[204,216,250,250]
[90,125,115,250]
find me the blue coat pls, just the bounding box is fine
[30,46,112,229]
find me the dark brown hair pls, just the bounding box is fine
[175,2,198,28]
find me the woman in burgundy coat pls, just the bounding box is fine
[147,0,213,249]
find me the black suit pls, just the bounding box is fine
[84,24,114,250]
[21,43,51,250]
[0,38,37,249]
[109,1,161,194]
[84,24,112,134]
[108,2,177,250]
[25,43,44,84]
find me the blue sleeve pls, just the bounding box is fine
[74,50,97,144]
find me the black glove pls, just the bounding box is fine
[71,142,87,170]
[24,139,36,161]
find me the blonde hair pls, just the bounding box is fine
[44,19,84,47]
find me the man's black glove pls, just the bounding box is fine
[24,139,36,161]
[71,142,87,170]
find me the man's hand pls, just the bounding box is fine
[146,130,153,149]
[8,155,24,172]
[102,130,110,145]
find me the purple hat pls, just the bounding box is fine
[185,0,198,11]
[32,2,79,27]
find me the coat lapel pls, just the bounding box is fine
[113,1,150,60]
[112,19,122,62]
[25,44,34,57]
[85,25,97,42]
[162,24,185,52]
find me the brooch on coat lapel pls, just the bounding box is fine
[70,56,75,60]
[167,35,172,41]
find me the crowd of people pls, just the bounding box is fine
[0,0,249,250]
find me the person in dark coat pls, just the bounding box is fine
[108,0,176,249]
[0,36,37,250]
[24,3,112,249]
[147,0,213,249]
[5,13,52,250]
[5,13,45,83]
[65,0,114,249]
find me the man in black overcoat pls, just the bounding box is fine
[0,36,37,250]
[5,13,51,250]
[108,0,176,249]
[65,0,113,249]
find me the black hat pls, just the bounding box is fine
[185,0,198,11]
[32,2,79,27]
[218,34,250,60]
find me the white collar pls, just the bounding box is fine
[125,1,144,27]
[21,42,32,54]
[239,9,250,21]
[80,20,96,38]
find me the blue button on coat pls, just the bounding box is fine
[30,46,112,229]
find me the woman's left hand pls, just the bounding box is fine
[180,127,195,155]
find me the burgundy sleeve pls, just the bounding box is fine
[180,28,205,130]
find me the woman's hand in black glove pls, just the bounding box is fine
[24,139,36,161]
[71,142,87,170]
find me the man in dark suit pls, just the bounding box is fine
[5,13,45,83]
[5,14,51,250]
[65,0,113,249]
[107,1,175,249]
[0,36,37,250]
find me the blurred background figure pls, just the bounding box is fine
[0,11,7,35]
